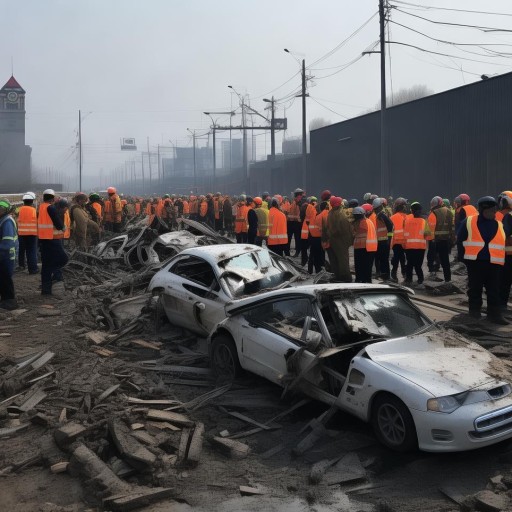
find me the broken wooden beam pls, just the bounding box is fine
[54,422,87,450]
[209,436,250,459]
[146,409,194,427]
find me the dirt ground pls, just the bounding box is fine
[1,259,512,512]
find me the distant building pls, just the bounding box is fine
[221,139,242,170]
[282,137,301,155]
[0,76,31,192]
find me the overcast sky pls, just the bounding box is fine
[2,0,512,188]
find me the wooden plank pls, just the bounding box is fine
[127,397,181,407]
[130,423,145,431]
[131,431,157,446]
[146,421,180,431]
[178,428,192,463]
[92,347,115,357]
[219,407,272,430]
[31,351,55,371]
[186,422,204,468]
[209,437,250,459]
[85,331,108,345]
[103,488,174,512]
[50,461,69,474]
[146,409,194,427]
[19,389,47,412]
[129,339,162,350]
[0,424,30,437]
[27,370,55,384]
[240,486,265,496]
[97,384,120,403]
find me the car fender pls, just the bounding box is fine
[207,319,246,369]
[339,354,434,423]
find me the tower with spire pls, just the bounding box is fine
[0,75,31,192]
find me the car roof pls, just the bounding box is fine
[178,243,264,265]
[225,282,405,312]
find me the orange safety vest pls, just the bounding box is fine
[462,204,478,218]
[281,201,291,217]
[496,208,511,222]
[214,198,220,220]
[92,202,102,219]
[404,217,429,250]
[235,204,249,233]
[369,212,377,229]
[17,205,37,236]
[135,202,141,215]
[254,207,269,237]
[183,200,189,214]
[38,203,60,240]
[463,215,505,265]
[353,218,377,252]
[288,202,300,222]
[190,199,198,214]
[317,209,330,249]
[104,195,122,223]
[390,212,406,246]
[267,207,288,245]
[63,210,71,239]
[307,205,321,238]
[145,203,152,216]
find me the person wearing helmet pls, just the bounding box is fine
[234,194,249,243]
[372,197,393,281]
[454,193,478,264]
[38,189,69,296]
[252,197,268,247]
[299,196,316,266]
[205,193,215,228]
[0,199,19,310]
[426,196,454,282]
[324,196,352,283]
[286,188,306,257]
[222,195,233,236]
[457,196,507,324]
[70,193,99,249]
[389,197,408,282]
[267,198,288,255]
[496,191,512,310]
[261,192,271,210]
[352,206,377,283]
[496,191,512,221]
[103,186,123,232]
[403,202,431,286]
[17,193,39,275]
[363,192,372,205]
[88,193,103,225]
[246,197,257,244]
[305,197,323,274]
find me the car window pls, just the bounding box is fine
[244,297,313,341]
[333,292,429,339]
[169,256,219,290]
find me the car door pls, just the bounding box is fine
[239,296,323,385]
[162,255,226,335]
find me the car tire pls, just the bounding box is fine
[211,334,242,380]
[371,393,417,452]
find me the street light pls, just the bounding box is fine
[228,85,248,188]
[186,128,197,192]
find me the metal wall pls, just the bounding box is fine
[310,72,512,205]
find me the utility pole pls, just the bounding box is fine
[141,151,145,195]
[301,59,307,189]
[157,144,161,188]
[228,86,248,191]
[78,109,82,191]
[379,0,389,196]
[263,96,276,160]
[147,137,152,192]
[187,128,197,193]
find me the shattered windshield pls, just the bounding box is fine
[334,293,430,339]
[219,249,294,297]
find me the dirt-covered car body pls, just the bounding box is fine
[208,283,512,452]
[149,244,299,336]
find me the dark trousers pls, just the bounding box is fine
[428,239,451,281]
[254,236,265,247]
[286,221,301,256]
[499,255,512,308]
[354,249,375,283]
[405,249,425,283]
[301,237,310,266]
[0,259,15,301]
[40,240,69,295]
[466,259,501,313]
[215,219,223,232]
[18,235,38,273]
[391,244,406,276]
[308,237,324,274]
[236,232,248,244]
[375,240,390,279]
[248,229,257,245]
[269,244,285,256]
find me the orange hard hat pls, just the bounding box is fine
[107,186,116,194]
[253,197,263,205]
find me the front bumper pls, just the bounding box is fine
[411,396,512,452]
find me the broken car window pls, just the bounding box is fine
[169,256,219,290]
[244,297,313,341]
[334,293,429,340]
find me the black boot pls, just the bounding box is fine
[487,307,508,325]
[469,309,481,319]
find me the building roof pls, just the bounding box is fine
[1,75,25,93]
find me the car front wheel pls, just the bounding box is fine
[211,334,242,380]
[371,393,417,452]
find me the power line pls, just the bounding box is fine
[310,97,349,119]
[392,0,512,18]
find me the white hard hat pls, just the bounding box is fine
[22,194,33,201]
[43,189,55,196]
[26,191,36,200]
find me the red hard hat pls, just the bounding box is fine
[362,203,373,213]
[107,186,116,194]
[459,193,470,202]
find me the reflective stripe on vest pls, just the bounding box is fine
[463,215,505,265]
[38,203,57,240]
[18,206,38,236]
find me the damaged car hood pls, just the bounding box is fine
[365,330,511,396]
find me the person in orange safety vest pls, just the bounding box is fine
[267,197,288,255]
[352,206,377,283]
[17,193,39,274]
[403,202,431,286]
[389,197,408,282]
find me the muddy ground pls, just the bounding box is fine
[1,257,512,512]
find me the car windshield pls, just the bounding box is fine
[333,292,431,340]
[219,249,296,297]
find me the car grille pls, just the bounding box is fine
[470,404,512,439]
[488,384,511,399]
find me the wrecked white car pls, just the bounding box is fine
[149,244,300,336]
[208,283,512,453]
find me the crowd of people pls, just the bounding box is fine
[0,185,511,325]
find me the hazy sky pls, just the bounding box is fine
[2,0,512,188]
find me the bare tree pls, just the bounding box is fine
[309,117,332,131]
[372,84,434,110]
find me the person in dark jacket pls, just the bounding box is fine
[457,196,507,324]
[246,197,258,245]
[0,200,19,310]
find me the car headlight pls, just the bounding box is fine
[427,392,468,413]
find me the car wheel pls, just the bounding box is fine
[371,393,417,452]
[211,334,242,380]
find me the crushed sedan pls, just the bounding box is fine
[148,244,301,336]
[207,283,512,453]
